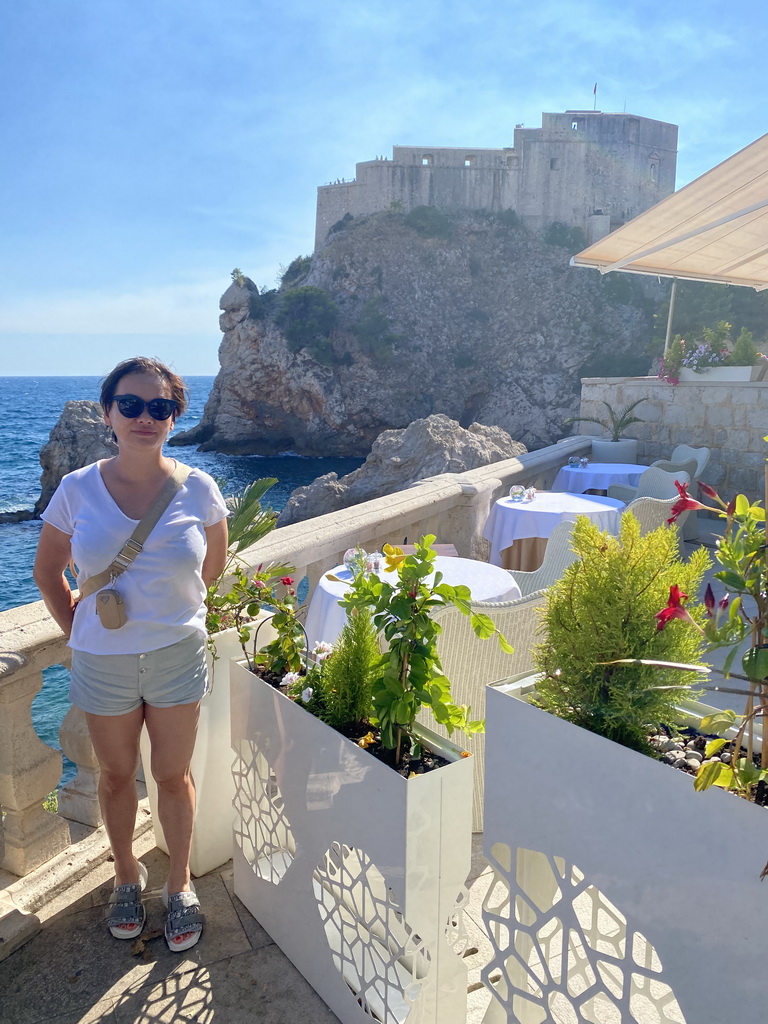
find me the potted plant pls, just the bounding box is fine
[140,476,290,876]
[669,321,763,381]
[566,397,646,463]
[230,535,511,1024]
[479,511,768,1023]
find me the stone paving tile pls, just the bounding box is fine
[221,873,273,951]
[40,946,342,1024]
[0,872,250,1024]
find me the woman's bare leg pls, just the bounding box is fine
[86,707,146,934]
[143,701,200,894]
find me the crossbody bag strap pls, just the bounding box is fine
[77,463,191,600]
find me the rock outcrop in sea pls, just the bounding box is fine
[276,414,526,526]
[34,401,116,516]
[171,209,656,458]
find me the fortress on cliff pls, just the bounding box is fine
[316,110,678,249]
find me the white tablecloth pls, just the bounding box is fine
[483,492,625,566]
[304,556,522,650]
[552,462,645,493]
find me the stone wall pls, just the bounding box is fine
[316,110,677,247]
[577,376,767,498]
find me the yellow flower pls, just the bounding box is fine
[383,543,407,572]
[460,750,472,758]
[357,731,376,749]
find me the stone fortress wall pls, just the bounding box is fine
[315,110,678,248]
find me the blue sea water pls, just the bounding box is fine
[0,375,362,785]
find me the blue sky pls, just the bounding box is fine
[1,0,765,375]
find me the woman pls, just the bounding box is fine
[34,357,229,951]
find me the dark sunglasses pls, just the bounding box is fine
[112,394,178,421]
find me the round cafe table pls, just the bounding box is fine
[304,556,522,651]
[483,491,625,570]
[552,462,645,494]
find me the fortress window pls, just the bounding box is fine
[649,162,658,181]
[571,120,578,130]
[422,154,433,166]
[464,155,476,167]
[550,157,560,170]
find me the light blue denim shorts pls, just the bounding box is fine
[69,632,209,716]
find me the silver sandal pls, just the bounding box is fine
[163,883,205,952]
[106,862,148,939]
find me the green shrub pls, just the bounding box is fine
[543,222,587,253]
[317,608,380,732]
[275,286,339,353]
[497,208,521,229]
[329,212,354,234]
[534,515,710,753]
[404,205,453,239]
[729,327,758,366]
[351,297,403,360]
[280,255,312,287]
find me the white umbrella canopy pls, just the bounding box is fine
[571,133,768,291]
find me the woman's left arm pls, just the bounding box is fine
[202,518,229,589]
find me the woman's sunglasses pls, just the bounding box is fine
[112,394,178,421]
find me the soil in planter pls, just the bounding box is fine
[252,670,452,778]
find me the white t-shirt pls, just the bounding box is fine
[41,461,229,655]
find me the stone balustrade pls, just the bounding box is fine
[0,436,589,878]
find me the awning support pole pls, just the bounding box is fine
[663,278,678,356]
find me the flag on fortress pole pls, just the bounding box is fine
[593,82,597,110]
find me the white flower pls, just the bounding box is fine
[312,640,334,663]
[282,672,301,687]
[301,687,313,703]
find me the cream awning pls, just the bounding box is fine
[571,133,768,290]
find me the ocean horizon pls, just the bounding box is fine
[0,374,363,783]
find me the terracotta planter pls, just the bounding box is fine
[479,673,768,1024]
[230,658,473,1024]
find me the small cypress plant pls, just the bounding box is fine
[318,608,380,733]
[533,514,711,754]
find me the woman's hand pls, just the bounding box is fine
[33,523,77,638]
[202,518,229,590]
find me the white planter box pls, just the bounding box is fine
[479,674,768,1024]
[678,366,754,381]
[589,438,638,464]
[230,658,473,1024]
[140,618,277,877]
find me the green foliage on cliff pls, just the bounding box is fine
[352,297,404,361]
[329,212,355,234]
[652,279,768,352]
[275,286,339,354]
[404,205,453,239]
[281,255,312,287]
[544,222,587,253]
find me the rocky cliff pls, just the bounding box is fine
[172,209,656,457]
[276,414,526,526]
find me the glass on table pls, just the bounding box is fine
[508,484,526,501]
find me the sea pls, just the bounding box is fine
[0,375,363,785]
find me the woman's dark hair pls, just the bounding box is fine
[100,357,189,418]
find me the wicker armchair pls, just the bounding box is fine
[417,589,548,831]
[507,519,577,596]
[607,466,690,504]
[624,495,688,555]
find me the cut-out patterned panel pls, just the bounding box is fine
[481,846,687,1024]
[232,739,295,884]
[314,841,433,1024]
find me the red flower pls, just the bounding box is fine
[704,583,715,617]
[667,480,706,524]
[281,576,294,586]
[655,585,693,631]
[698,481,719,501]
[253,579,266,589]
